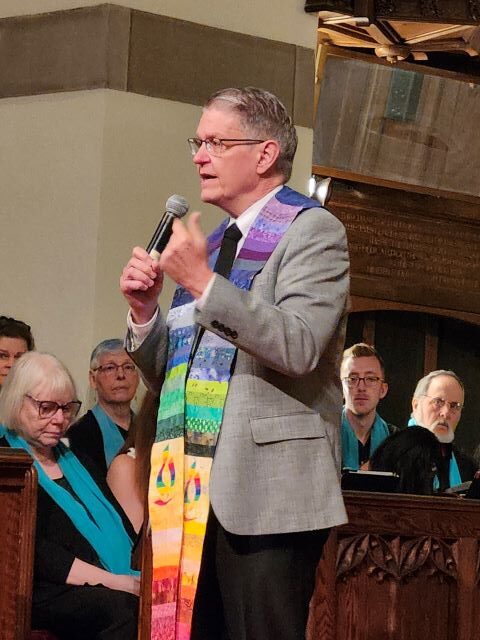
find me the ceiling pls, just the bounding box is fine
[316,10,480,71]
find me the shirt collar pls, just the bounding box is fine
[228,185,283,238]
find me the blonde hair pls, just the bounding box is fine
[341,343,385,379]
[0,352,77,431]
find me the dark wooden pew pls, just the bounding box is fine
[0,447,37,640]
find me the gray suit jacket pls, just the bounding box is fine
[127,201,349,535]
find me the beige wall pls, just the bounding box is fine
[1,2,316,405]
[1,85,314,403]
[0,1,317,48]
[0,91,103,402]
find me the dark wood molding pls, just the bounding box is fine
[314,164,480,206]
[423,315,439,373]
[350,295,480,327]
[0,4,314,128]
[305,0,480,24]
[361,313,376,344]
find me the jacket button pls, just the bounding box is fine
[225,327,232,337]
[218,323,225,333]
[212,320,219,328]
[231,331,238,339]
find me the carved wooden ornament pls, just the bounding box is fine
[336,534,457,582]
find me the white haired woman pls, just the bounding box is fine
[0,352,139,640]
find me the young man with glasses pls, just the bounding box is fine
[341,343,395,471]
[410,369,477,490]
[68,338,139,476]
[120,87,349,640]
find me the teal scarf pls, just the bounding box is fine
[341,408,390,470]
[4,429,138,575]
[91,403,126,468]
[408,417,462,488]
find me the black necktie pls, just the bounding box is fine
[214,223,242,278]
[187,223,242,372]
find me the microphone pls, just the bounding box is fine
[146,195,189,260]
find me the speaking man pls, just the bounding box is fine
[410,369,476,490]
[120,87,349,640]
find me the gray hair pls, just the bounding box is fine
[0,352,77,431]
[90,339,125,369]
[205,87,298,181]
[413,369,464,399]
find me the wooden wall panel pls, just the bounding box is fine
[327,180,480,317]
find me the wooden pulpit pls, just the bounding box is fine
[309,490,480,640]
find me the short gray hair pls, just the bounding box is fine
[205,87,298,181]
[90,339,125,369]
[413,369,464,399]
[0,352,77,431]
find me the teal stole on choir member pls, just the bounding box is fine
[147,186,321,640]
[341,407,390,470]
[407,417,462,488]
[91,403,126,468]
[3,429,138,576]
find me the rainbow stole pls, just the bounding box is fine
[148,187,319,640]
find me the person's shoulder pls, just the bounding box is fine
[290,203,347,245]
[67,409,99,437]
[453,445,478,480]
[387,423,400,435]
[108,451,136,475]
[106,454,137,502]
[70,408,97,427]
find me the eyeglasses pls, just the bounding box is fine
[187,137,266,157]
[0,349,27,361]
[422,395,463,413]
[92,363,137,377]
[26,394,82,419]
[342,375,383,388]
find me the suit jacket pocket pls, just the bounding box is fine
[250,413,326,444]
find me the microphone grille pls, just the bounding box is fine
[166,194,189,218]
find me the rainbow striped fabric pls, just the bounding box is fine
[147,187,318,640]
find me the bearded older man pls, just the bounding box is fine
[410,369,477,490]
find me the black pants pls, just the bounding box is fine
[191,511,329,640]
[32,584,138,640]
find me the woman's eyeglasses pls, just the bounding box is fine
[25,394,82,419]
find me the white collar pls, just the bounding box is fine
[228,185,283,238]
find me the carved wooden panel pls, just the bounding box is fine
[309,492,480,640]
[0,448,37,640]
[337,533,456,582]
